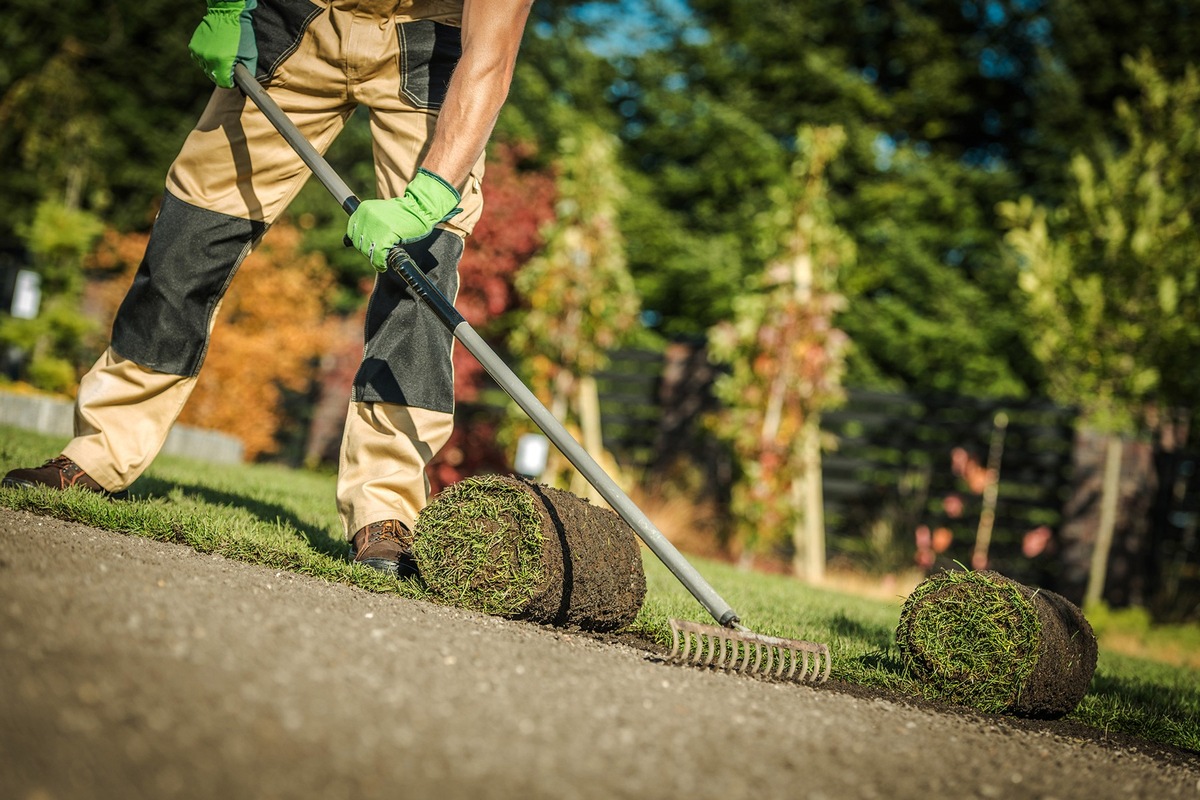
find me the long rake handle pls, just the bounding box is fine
[234,65,741,628]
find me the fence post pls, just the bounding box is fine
[1085,435,1124,607]
[793,413,826,583]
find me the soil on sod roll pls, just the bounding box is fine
[412,475,646,631]
[895,569,1098,719]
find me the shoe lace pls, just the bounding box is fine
[44,456,82,476]
[367,521,412,547]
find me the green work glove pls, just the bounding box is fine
[188,0,258,89]
[346,168,462,271]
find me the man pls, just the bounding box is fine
[2,0,534,577]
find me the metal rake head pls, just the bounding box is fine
[668,618,831,683]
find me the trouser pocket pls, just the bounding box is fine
[253,0,326,83]
[396,20,462,109]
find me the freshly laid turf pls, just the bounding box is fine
[895,569,1098,718]
[1,425,1196,752]
[414,474,646,630]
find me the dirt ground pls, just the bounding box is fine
[2,507,1198,800]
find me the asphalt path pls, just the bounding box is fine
[2,508,1197,800]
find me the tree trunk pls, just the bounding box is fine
[1084,435,1124,608]
[792,413,826,583]
[573,374,605,505]
[972,411,1009,571]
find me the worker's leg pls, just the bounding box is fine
[334,2,485,537]
[65,2,354,490]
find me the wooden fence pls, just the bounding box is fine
[586,347,1077,577]
[820,390,1076,584]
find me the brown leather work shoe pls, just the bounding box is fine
[2,455,128,500]
[351,519,418,578]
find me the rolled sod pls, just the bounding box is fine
[412,474,646,631]
[895,569,1098,718]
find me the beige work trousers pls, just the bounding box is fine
[64,0,482,538]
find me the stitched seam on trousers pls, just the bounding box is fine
[190,233,264,378]
[351,271,382,404]
[261,3,327,83]
[397,24,424,109]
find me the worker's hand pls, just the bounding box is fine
[188,0,257,89]
[346,169,462,271]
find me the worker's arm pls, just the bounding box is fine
[346,0,534,270]
[422,0,535,190]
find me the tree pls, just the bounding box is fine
[0,1,211,237]
[593,0,1040,397]
[707,126,852,572]
[1028,0,1200,199]
[999,54,1200,608]
[509,124,641,496]
[999,54,1200,433]
[0,200,104,394]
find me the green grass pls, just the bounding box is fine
[894,570,1042,713]
[414,474,547,615]
[2,425,1198,753]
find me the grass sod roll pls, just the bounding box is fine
[895,570,1098,718]
[412,475,646,631]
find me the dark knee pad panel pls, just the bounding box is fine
[111,191,266,377]
[354,230,463,411]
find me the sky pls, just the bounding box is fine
[566,0,705,57]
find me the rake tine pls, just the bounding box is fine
[738,639,752,672]
[679,627,693,663]
[666,619,831,683]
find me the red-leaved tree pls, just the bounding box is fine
[428,142,557,492]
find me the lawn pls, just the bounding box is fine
[2,425,1197,753]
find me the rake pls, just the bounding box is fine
[233,65,831,684]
